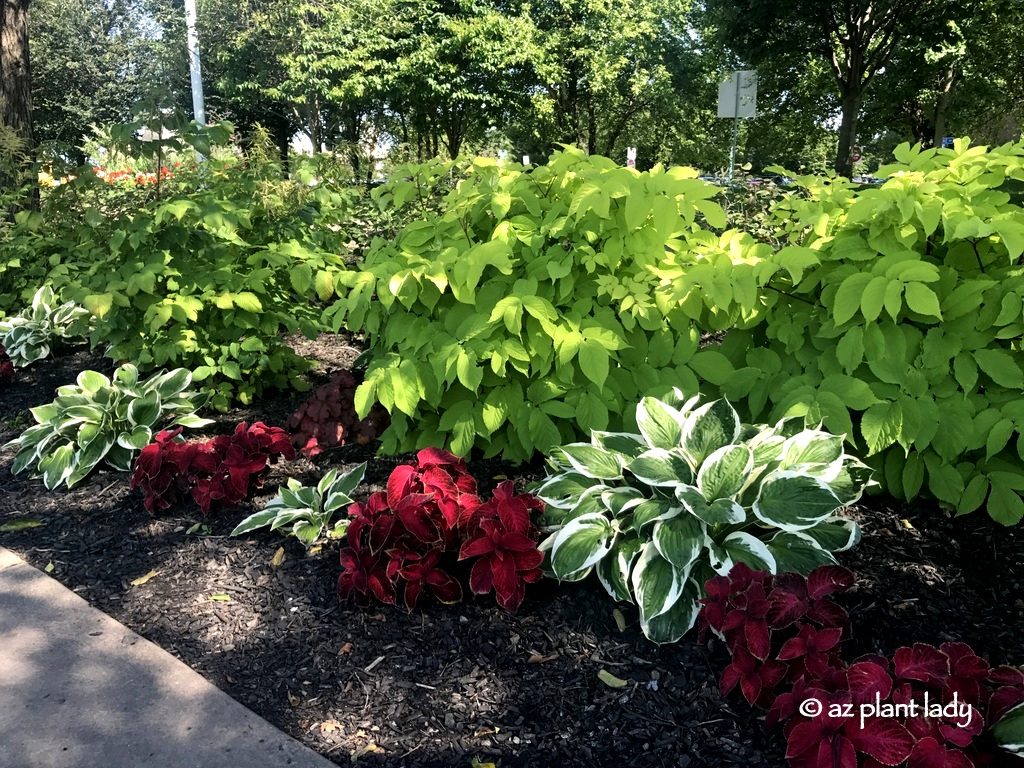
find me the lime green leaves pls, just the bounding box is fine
[537,392,867,644]
[7,364,212,489]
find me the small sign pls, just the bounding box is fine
[941,136,955,149]
[522,155,531,166]
[626,147,637,168]
[718,71,757,119]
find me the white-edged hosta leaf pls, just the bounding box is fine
[316,469,339,496]
[640,579,700,644]
[720,532,777,573]
[558,443,625,480]
[152,368,192,399]
[292,520,322,547]
[330,462,367,497]
[798,517,861,552]
[269,509,314,531]
[231,507,281,536]
[636,397,684,449]
[66,434,115,487]
[627,448,693,486]
[681,399,740,466]
[746,430,786,464]
[105,444,135,472]
[780,430,845,467]
[631,543,684,623]
[116,426,152,451]
[706,538,734,576]
[127,391,161,428]
[591,431,647,458]
[172,413,215,428]
[676,486,746,525]
[696,444,753,500]
[652,514,705,570]
[828,458,875,504]
[596,535,643,602]
[753,471,841,531]
[76,370,111,393]
[324,491,354,514]
[600,487,645,516]
[534,472,599,509]
[992,701,1024,755]
[629,498,682,529]
[549,512,615,580]
[39,443,75,490]
[766,532,837,574]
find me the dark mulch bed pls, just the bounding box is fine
[1,347,1023,767]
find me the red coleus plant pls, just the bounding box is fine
[700,564,1024,768]
[287,371,388,457]
[131,421,294,514]
[337,448,543,612]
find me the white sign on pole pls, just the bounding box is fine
[626,147,637,168]
[717,70,757,119]
[522,155,531,166]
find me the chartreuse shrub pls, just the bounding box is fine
[7,365,212,489]
[672,139,1024,524]
[535,392,869,644]
[326,148,768,460]
[0,286,90,367]
[3,124,356,410]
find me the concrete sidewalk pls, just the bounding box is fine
[0,547,337,768]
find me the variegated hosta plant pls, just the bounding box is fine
[0,286,90,367]
[7,364,212,489]
[536,391,872,644]
[231,463,367,547]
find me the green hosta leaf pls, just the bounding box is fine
[799,517,861,553]
[39,443,75,490]
[76,370,111,393]
[766,532,837,574]
[640,580,700,644]
[116,426,152,451]
[592,431,647,458]
[231,508,281,537]
[636,397,683,450]
[151,368,192,399]
[992,702,1024,755]
[127,391,161,428]
[681,399,740,466]
[548,512,615,580]
[600,487,645,517]
[696,444,753,500]
[676,486,746,526]
[292,520,322,547]
[596,535,643,602]
[780,431,845,466]
[626,448,693,486]
[652,514,704,570]
[752,471,840,531]
[720,531,777,573]
[631,543,684,623]
[558,443,625,480]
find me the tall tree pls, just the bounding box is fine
[0,0,32,150]
[706,0,964,176]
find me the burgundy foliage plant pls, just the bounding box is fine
[701,564,1024,768]
[337,447,543,612]
[287,371,388,457]
[130,421,294,514]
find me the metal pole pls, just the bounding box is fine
[727,71,740,182]
[184,0,206,126]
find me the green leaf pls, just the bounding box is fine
[752,472,840,531]
[626,448,693,486]
[631,544,684,623]
[766,532,837,575]
[904,282,941,318]
[681,399,739,465]
[640,580,700,644]
[0,518,44,532]
[315,270,335,302]
[987,480,1024,525]
[578,339,610,387]
[720,532,776,573]
[974,349,1024,389]
[630,498,683,528]
[676,486,745,526]
[233,292,263,312]
[548,512,614,580]
[861,402,902,455]
[39,443,75,490]
[652,514,704,570]
[83,293,114,319]
[127,391,161,428]
[289,264,313,295]
[596,536,642,602]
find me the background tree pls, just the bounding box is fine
[1,0,32,150]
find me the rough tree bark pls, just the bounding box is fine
[0,0,32,207]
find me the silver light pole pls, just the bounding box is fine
[184,0,206,126]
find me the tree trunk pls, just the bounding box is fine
[0,0,31,147]
[273,120,290,174]
[834,88,861,178]
[931,65,958,148]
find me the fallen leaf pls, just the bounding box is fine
[270,547,285,568]
[287,691,300,706]
[900,518,915,530]
[351,742,383,760]
[186,522,203,535]
[598,669,628,689]
[527,652,559,664]
[471,759,497,768]
[308,544,323,556]
[338,642,354,655]
[130,569,160,587]
[44,562,55,573]
[0,518,43,532]
[208,593,232,602]
[613,608,627,633]
[319,719,342,733]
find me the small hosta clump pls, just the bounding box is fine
[536,390,871,643]
[287,371,388,456]
[0,286,90,367]
[131,421,294,514]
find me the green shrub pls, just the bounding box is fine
[0,286,90,367]
[327,148,767,460]
[535,392,868,643]
[1,124,358,409]
[7,364,212,489]
[682,140,1024,524]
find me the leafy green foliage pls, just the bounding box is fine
[694,140,1024,525]
[535,392,868,644]
[231,463,367,547]
[0,286,90,367]
[3,129,357,409]
[328,148,766,460]
[7,364,212,489]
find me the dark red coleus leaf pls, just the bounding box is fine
[907,737,974,768]
[894,644,951,685]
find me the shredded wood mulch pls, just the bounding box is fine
[1,343,1022,768]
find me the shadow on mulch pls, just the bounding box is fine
[1,347,1022,767]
